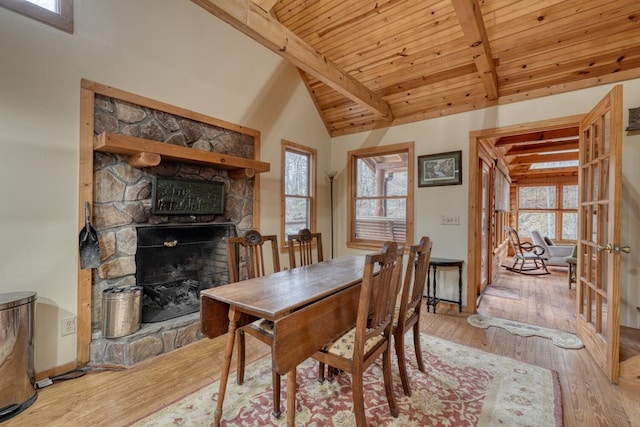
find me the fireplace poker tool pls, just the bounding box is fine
[79,201,101,269]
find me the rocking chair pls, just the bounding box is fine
[503,226,550,275]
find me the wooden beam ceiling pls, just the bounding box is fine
[250,0,278,13]
[508,151,578,165]
[450,0,498,100]
[494,127,580,146]
[191,1,640,137]
[505,140,578,156]
[510,166,578,180]
[192,0,393,121]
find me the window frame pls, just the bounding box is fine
[280,140,317,248]
[516,181,578,243]
[347,141,414,250]
[0,0,73,33]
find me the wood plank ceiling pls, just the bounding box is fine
[493,126,580,181]
[193,0,640,139]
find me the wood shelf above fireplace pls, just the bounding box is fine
[94,132,270,177]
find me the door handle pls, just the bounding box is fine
[614,245,631,254]
[597,244,612,253]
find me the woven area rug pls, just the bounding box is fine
[482,285,521,300]
[132,334,562,426]
[467,314,584,349]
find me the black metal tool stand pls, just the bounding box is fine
[425,257,464,313]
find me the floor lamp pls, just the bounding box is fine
[326,170,337,258]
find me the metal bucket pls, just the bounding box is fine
[0,291,37,421]
[101,287,142,338]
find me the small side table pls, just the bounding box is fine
[426,257,464,313]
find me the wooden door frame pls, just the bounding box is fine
[466,115,584,312]
[477,147,494,295]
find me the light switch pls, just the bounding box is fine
[441,215,460,225]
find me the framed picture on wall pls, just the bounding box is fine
[418,150,462,187]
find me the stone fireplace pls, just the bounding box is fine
[88,94,258,367]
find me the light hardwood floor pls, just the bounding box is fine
[5,266,640,426]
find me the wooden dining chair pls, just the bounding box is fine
[312,241,403,427]
[225,229,283,416]
[287,228,323,268]
[226,229,280,283]
[393,235,432,396]
[286,228,332,378]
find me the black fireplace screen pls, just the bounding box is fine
[135,223,236,323]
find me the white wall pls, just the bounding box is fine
[332,81,640,326]
[0,0,330,371]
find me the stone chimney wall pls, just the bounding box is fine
[89,95,257,365]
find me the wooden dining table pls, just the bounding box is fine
[199,255,366,427]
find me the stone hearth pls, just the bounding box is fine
[90,313,201,367]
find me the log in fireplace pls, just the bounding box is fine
[135,223,236,323]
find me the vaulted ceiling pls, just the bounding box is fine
[193,0,640,138]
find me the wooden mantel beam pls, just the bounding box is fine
[191,0,393,121]
[451,0,498,100]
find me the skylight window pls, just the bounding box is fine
[530,160,579,170]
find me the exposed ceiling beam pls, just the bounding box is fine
[192,0,393,121]
[510,167,578,180]
[494,127,579,146]
[250,0,278,13]
[450,0,498,100]
[505,140,578,156]
[508,151,578,165]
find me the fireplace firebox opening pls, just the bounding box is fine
[135,223,236,323]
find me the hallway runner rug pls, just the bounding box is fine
[131,334,563,426]
[467,314,584,349]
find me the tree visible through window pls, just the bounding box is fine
[0,0,73,33]
[517,183,577,241]
[348,142,414,249]
[281,141,316,243]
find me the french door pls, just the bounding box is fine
[576,85,625,382]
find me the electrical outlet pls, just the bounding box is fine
[61,317,76,336]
